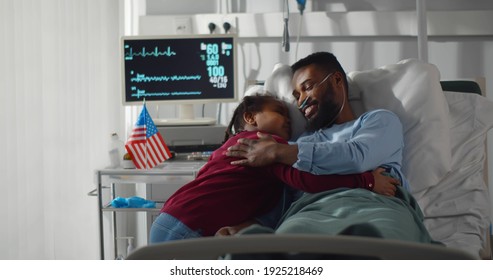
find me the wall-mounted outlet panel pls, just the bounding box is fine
[143,11,493,37]
[195,14,238,34]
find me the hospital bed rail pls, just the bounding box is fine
[126,234,477,260]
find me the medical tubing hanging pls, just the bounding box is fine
[295,11,303,61]
[282,0,290,52]
[294,0,306,61]
[296,0,306,14]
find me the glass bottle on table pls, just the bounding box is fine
[108,132,125,168]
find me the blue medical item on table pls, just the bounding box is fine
[111,196,156,208]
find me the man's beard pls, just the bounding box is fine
[305,95,343,132]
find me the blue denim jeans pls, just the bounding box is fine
[149,213,202,244]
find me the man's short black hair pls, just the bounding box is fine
[291,52,348,91]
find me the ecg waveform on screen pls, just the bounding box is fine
[130,73,202,83]
[124,45,176,60]
[130,89,202,99]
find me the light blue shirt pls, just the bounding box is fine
[293,109,410,191]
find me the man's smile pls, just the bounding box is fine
[302,102,318,119]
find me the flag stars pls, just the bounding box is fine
[144,111,158,137]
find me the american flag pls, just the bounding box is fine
[125,104,172,169]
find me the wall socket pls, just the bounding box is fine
[173,17,193,34]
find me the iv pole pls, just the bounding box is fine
[416,0,428,62]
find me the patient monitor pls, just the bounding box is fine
[121,34,238,126]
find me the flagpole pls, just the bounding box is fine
[143,98,148,170]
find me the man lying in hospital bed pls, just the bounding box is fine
[127,56,493,260]
[223,55,493,259]
[222,52,440,251]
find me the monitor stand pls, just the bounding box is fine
[154,104,217,126]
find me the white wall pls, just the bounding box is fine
[1,0,123,260]
[136,0,493,223]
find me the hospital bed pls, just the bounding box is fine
[127,59,493,260]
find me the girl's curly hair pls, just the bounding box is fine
[223,94,280,143]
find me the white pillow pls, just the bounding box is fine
[413,90,493,258]
[348,59,452,192]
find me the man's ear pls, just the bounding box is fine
[334,72,344,87]
[243,112,257,126]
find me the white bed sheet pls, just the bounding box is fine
[412,90,493,258]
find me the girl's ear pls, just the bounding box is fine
[243,111,257,126]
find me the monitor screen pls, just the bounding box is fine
[122,34,238,104]
[121,34,238,125]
